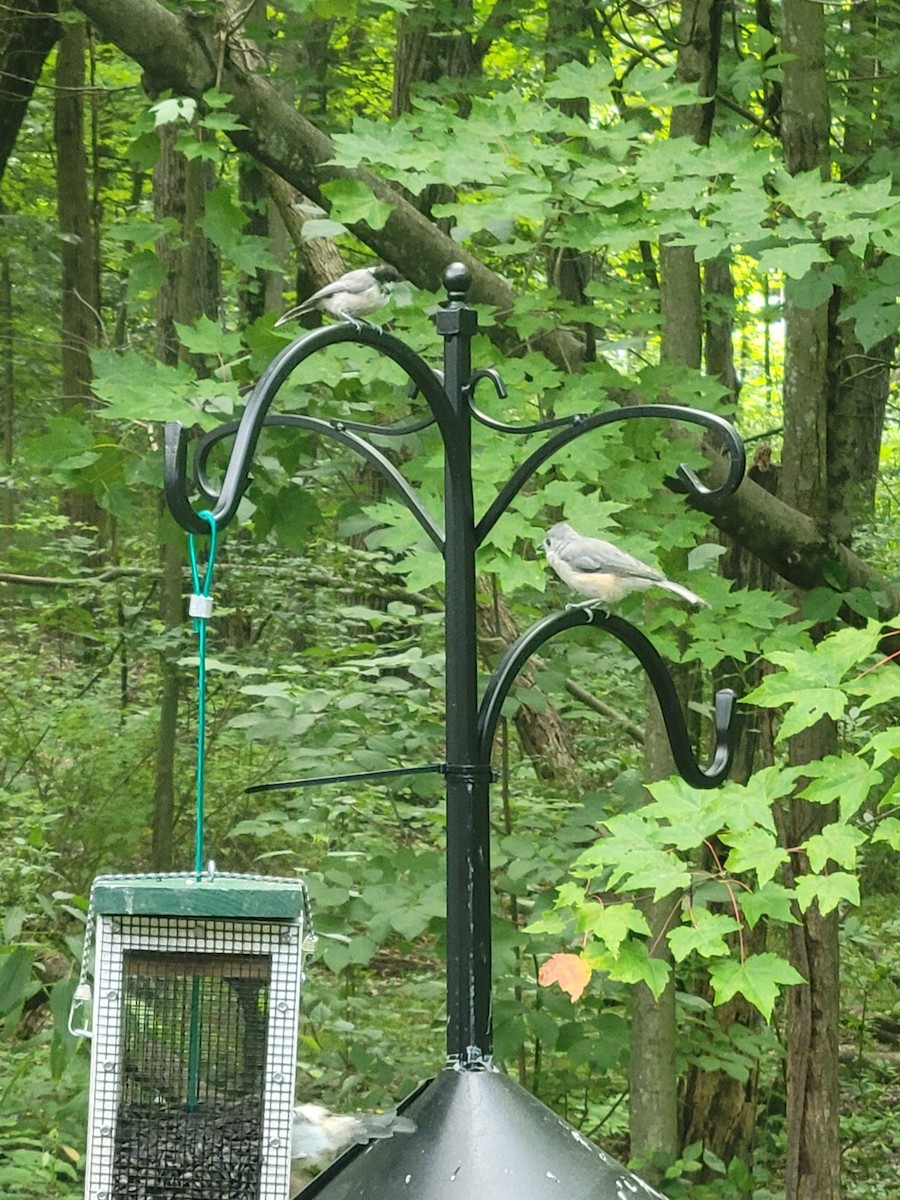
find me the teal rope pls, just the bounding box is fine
[187,510,218,880]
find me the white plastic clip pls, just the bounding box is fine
[189,593,214,620]
[68,982,94,1039]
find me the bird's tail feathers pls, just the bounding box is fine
[357,1110,416,1140]
[274,301,312,327]
[658,579,708,607]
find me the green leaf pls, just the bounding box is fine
[667,910,742,962]
[709,766,797,834]
[106,216,180,246]
[794,872,860,915]
[0,946,33,1017]
[862,729,900,768]
[150,96,196,126]
[643,777,726,849]
[803,822,867,873]
[738,881,798,929]
[198,182,244,246]
[271,488,323,551]
[708,953,804,1020]
[756,243,832,278]
[175,315,243,358]
[746,625,882,720]
[91,349,217,427]
[545,59,615,100]
[579,900,650,956]
[797,754,883,822]
[301,218,350,242]
[778,689,848,741]
[593,839,692,903]
[321,179,393,230]
[2,907,26,943]
[123,247,167,298]
[720,826,789,887]
[871,816,900,850]
[588,938,671,999]
[198,186,280,272]
[200,111,248,132]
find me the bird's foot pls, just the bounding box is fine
[338,312,382,333]
[565,600,609,623]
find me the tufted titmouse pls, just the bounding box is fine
[542,522,708,609]
[290,1103,416,1164]
[275,265,401,329]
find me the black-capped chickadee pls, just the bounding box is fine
[290,1102,416,1164]
[275,265,402,330]
[543,522,708,609]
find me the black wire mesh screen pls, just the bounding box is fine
[112,931,271,1200]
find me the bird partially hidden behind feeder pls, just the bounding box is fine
[289,1102,416,1193]
[290,1101,415,1188]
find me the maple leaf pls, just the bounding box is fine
[538,952,591,1001]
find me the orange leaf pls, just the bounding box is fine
[538,952,591,1001]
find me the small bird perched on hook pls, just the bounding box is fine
[290,1102,416,1165]
[542,522,708,610]
[275,265,402,330]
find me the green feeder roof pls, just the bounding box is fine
[91,872,310,920]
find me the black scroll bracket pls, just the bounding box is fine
[159,260,748,1102]
[473,401,745,543]
[163,302,747,798]
[164,322,456,541]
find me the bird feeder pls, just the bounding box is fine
[78,872,312,1200]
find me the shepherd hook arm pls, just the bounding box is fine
[164,323,457,535]
[475,404,745,545]
[477,607,740,789]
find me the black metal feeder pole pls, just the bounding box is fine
[436,273,493,1069]
[163,262,747,1200]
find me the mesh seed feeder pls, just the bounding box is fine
[68,510,317,1198]
[74,871,312,1200]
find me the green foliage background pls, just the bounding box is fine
[3,1,900,1198]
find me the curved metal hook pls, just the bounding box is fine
[475,404,746,545]
[164,323,457,534]
[193,412,444,551]
[468,369,591,436]
[476,607,740,789]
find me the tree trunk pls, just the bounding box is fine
[778,5,841,1196]
[151,541,182,872]
[392,0,479,119]
[55,7,103,533]
[827,0,894,545]
[629,684,678,1186]
[545,0,595,352]
[149,116,219,869]
[633,2,724,1177]
[0,0,60,185]
[704,256,740,410]
[780,721,841,1200]
[0,247,12,543]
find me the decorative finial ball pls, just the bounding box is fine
[443,262,471,302]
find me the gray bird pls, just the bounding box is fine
[542,522,707,609]
[290,1102,416,1165]
[275,265,401,329]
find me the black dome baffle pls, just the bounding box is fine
[297,1067,666,1199]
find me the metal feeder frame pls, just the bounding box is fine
[79,873,312,1200]
[163,264,746,1199]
